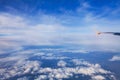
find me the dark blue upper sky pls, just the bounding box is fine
[0,0,80,15]
[0,0,120,29]
[0,0,120,16]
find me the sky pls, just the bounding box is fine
[0,0,120,53]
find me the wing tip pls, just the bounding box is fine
[96,31,102,35]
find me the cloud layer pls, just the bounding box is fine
[0,48,117,80]
[0,12,120,54]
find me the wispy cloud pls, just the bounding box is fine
[109,55,120,61]
[0,11,120,54]
[0,1,120,54]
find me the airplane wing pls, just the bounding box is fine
[96,32,120,36]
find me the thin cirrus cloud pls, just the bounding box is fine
[0,0,120,53]
[0,12,120,54]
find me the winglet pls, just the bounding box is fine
[96,31,102,35]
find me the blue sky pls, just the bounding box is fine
[0,0,120,26]
[0,0,120,18]
[0,0,120,15]
[0,0,120,53]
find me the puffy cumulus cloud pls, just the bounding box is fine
[0,60,41,80]
[57,60,67,67]
[0,48,116,80]
[0,49,42,80]
[72,59,83,65]
[36,52,68,60]
[109,55,120,61]
[72,59,103,68]
[35,75,47,80]
[92,75,105,80]
[31,49,69,60]
[35,59,115,80]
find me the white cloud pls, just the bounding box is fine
[17,77,29,80]
[34,48,88,54]
[0,55,27,62]
[35,75,47,80]
[0,12,120,53]
[36,60,114,80]
[72,59,83,65]
[0,13,27,28]
[41,56,68,60]
[0,60,41,80]
[0,49,116,80]
[92,75,105,80]
[0,39,22,54]
[57,60,67,67]
[109,55,120,61]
